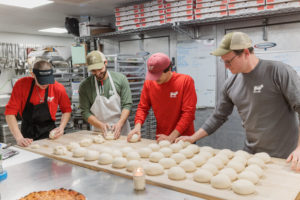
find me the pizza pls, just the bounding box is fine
[19,188,86,200]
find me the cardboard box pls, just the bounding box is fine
[165,0,194,8]
[166,10,194,18]
[195,5,227,14]
[266,1,300,10]
[229,6,264,15]
[195,11,227,19]
[228,0,265,9]
[166,5,194,13]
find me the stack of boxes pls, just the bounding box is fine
[114,0,300,32]
[165,0,195,23]
[194,0,228,20]
[265,0,300,11]
[228,0,265,16]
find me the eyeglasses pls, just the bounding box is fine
[220,55,238,66]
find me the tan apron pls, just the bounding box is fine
[90,71,131,135]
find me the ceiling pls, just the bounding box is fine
[0,0,136,37]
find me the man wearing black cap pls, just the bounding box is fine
[5,60,72,147]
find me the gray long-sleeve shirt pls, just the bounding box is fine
[202,59,300,158]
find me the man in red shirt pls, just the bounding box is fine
[5,60,72,147]
[127,53,197,143]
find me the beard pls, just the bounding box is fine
[95,69,107,81]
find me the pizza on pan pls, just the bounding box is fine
[19,188,86,200]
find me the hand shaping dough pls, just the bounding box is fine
[79,138,93,147]
[159,158,176,169]
[193,169,213,183]
[53,146,67,155]
[179,159,196,172]
[232,179,255,195]
[138,147,152,158]
[105,130,115,140]
[112,157,127,169]
[84,150,99,161]
[129,134,139,143]
[145,163,164,176]
[98,153,113,165]
[149,152,165,163]
[210,174,231,189]
[49,130,56,139]
[168,166,186,180]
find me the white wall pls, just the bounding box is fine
[0,32,74,47]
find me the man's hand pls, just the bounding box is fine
[99,122,109,137]
[50,126,65,139]
[157,134,174,143]
[286,146,300,171]
[175,136,195,144]
[127,124,141,142]
[112,122,123,139]
[16,137,33,147]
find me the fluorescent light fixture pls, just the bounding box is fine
[0,0,53,9]
[39,28,68,34]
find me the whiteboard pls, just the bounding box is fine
[256,51,300,76]
[177,40,216,108]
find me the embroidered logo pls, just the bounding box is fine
[170,91,178,98]
[253,84,264,93]
[48,96,54,102]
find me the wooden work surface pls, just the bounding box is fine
[20,131,300,200]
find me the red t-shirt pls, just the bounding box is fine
[135,72,197,136]
[5,77,72,121]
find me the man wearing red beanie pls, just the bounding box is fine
[127,53,197,143]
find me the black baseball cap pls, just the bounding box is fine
[33,68,55,85]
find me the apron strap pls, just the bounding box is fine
[25,79,35,105]
[107,71,118,95]
[43,86,49,103]
[94,76,100,96]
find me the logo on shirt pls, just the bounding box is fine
[48,96,54,102]
[253,84,264,93]
[170,91,178,98]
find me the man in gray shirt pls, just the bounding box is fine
[176,32,300,170]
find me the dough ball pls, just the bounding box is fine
[227,160,245,173]
[245,164,263,178]
[201,163,218,175]
[178,140,191,148]
[98,153,113,165]
[49,130,56,139]
[159,147,173,157]
[138,147,152,158]
[194,169,213,183]
[129,134,139,143]
[126,160,142,172]
[207,157,224,169]
[232,179,255,195]
[159,158,176,169]
[111,149,122,158]
[53,146,67,155]
[93,135,105,144]
[72,147,87,158]
[179,148,194,159]
[218,149,234,159]
[67,142,80,152]
[159,140,171,148]
[247,157,265,168]
[149,152,165,163]
[171,153,186,164]
[105,131,115,140]
[168,166,186,180]
[215,154,229,165]
[121,146,134,157]
[254,152,271,163]
[200,146,215,155]
[126,151,141,161]
[235,150,251,159]
[84,150,99,161]
[145,163,164,176]
[219,168,237,181]
[210,174,231,189]
[199,151,213,160]
[170,143,182,153]
[231,156,247,165]
[179,159,196,172]
[191,155,206,167]
[30,144,40,149]
[112,157,127,169]
[186,144,200,154]
[238,171,259,184]
[80,138,93,147]
[148,143,160,152]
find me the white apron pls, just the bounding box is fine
[90,71,131,135]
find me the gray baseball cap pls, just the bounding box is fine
[211,32,252,56]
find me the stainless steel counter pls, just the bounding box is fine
[1,157,203,200]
